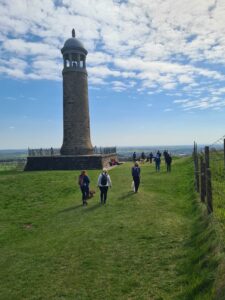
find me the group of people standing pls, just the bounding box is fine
[132,150,172,172]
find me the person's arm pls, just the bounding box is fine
[97,174,101,187]
[107,175,112,187]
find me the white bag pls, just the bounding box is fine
[131,181,135,192]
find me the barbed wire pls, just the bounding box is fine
[209,134,225,148]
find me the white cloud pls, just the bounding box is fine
[0,0,225,110]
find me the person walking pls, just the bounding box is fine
[149,152,153,163]
[154,154,161,172]
[78,170,90,206]
[132,152,136,162]
[141,152,146,163]
[132,162,141,193]
[165,154,172,172]
[97,168,112,205]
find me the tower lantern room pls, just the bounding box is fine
[61,29,88,72]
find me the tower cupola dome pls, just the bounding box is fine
[61,29,88,72]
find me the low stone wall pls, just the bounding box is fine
[24,154,118,171]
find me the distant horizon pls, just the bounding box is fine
[0,144,213,151]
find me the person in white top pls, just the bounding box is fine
[97,168,112,204]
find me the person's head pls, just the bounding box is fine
[135,161,139,167]
[81,170,86,176]
[102,168,108,174]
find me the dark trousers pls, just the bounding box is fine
[80,186,89,205]
[133,176,140,192]
[166,163,171,172]
[99,186,108,204]
[155,162,160,172]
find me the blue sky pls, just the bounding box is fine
[0,0,225,149]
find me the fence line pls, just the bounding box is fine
[193,136,225,214]
[0,159,27,171]
[28,146,117,157]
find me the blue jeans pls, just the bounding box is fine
[99,186,108,203]
[155,162,160,172]
[133,176,140,192]
[80,186,89,205]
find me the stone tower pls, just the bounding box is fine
[60,29,93,155]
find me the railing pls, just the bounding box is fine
[28,146,117,157]
[28,148,60,157]
[0,159,27,171]
[93,146,117,154]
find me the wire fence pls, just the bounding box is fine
[193,135,225,215]
[0,159,27,171]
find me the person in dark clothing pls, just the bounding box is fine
[97,168,112,204]
[141,152,146,160]
[163,150,168,163]
[78,170,90,206]
[132,162,141,193]
[132,152,136,162]
[157,150,161,158]
[149,152,153,163]
[165,154,172,172]
[154,154,161,172]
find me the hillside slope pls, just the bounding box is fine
[0,158,221,299]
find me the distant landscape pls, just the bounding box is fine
[0,146,195,161]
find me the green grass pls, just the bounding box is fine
[0,158,222,299]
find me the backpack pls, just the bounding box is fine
[101,173,107,186]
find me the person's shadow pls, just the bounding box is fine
[118,191,136,200]
[59,204,82,213]
[59,202,101,214]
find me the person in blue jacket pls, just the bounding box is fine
[78,170,90,206]
[132,162,141,193]
[154,154,161,172]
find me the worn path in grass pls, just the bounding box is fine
[0,158,216,299]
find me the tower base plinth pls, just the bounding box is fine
[24,154,118,171]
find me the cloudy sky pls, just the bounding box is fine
[0,0,225,149]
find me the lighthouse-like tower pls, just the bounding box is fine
[60,29,93,155]
[24,29,118,171]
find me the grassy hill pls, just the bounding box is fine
[0,158,223,299]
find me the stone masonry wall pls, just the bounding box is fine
[24,154,118,171]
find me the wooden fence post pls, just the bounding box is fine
[205,146,213,214]
[206,168,213,213]
[196,150,200,193]
[194,142,200,192]
[224,138,225,168]
[200,155,206,203]
[205,146,209,169]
